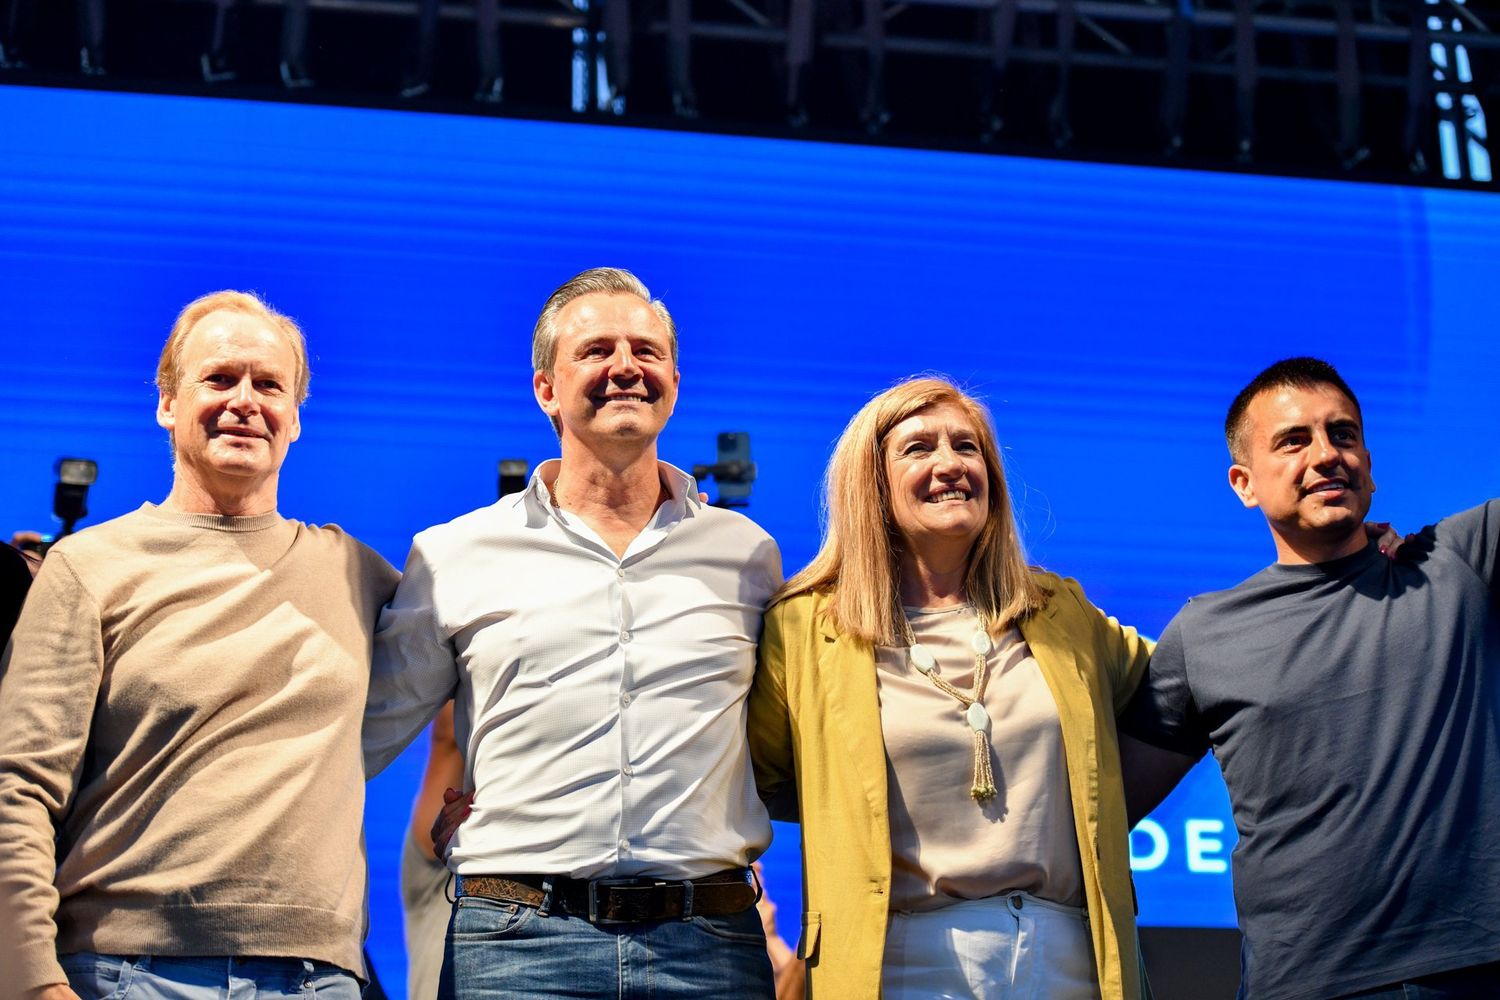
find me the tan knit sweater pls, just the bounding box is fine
[0,504,399,993]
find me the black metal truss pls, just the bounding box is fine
[2,0,1493,184]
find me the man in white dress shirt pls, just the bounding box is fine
[363,267,783,999]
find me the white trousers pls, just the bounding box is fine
[882,892,1101,1000]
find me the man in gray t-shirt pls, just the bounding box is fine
[1121,357,1500,1000]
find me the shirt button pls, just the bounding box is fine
[617,567,625,579]
[620,630,632,644]
[618,839,631,853]
[622,763,633,777]
[621,692,633,706]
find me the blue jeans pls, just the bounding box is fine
[60,953,361,999]
[437,895,775,999]
[1339,961,1500,999]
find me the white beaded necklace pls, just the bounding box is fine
[901,608,998,802]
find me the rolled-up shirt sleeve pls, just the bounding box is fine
[363,538,459,778]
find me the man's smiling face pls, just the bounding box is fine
[533,292,679,453]
[156,308,302,503]
[1229,382,1374,564]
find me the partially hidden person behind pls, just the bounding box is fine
[402,702,463,1000]
[0,290,399,1000]
[748,376,1155,1000]
[1,539,33,649]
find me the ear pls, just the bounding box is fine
[666,367,681,415]
[156,391,177,433]
[533,369,559,418]
[1228,463,1259,509]
[287,405,302,445]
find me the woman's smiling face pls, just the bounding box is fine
[883,401,990,558]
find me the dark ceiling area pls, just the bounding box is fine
[2,0,1495,189]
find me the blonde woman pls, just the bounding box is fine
[748,376,1154,1000]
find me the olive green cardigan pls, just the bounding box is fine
[748,571,1152,1000]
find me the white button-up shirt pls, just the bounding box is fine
[364,461,781,879]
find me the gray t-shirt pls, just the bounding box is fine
[1121,499,1500,1000]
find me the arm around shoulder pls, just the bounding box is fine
[1426,498,1500,591]
[1120,733,1202,826]
[1114,615,1209,823]
[1049,574,1155,713]
[363,538,459,778]
[748,597,799,821]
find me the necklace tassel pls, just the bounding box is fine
[970,730,997,801]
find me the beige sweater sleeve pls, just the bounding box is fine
[0,552,105,993]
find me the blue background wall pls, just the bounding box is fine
[3,84,1497,994]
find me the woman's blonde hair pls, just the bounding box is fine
[777,376,1047,645]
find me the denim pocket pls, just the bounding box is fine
[689,908,768,945]
[451,896,538,939]
[299,963,362,999]
[58,953,138,1000]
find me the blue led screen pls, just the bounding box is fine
[3,84,1498,995]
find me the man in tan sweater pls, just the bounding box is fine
[0,291,399,1000]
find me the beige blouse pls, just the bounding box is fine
[876,603,1084,912]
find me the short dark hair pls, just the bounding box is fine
[1225,357,1362,462]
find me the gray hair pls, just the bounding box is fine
[531,267,678,374]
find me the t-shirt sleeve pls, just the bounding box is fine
[1116,613,1211,757]
[1424,499,1500,597]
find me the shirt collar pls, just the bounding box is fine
[525,459,704,525]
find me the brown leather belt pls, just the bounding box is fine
[456,867,758,924]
